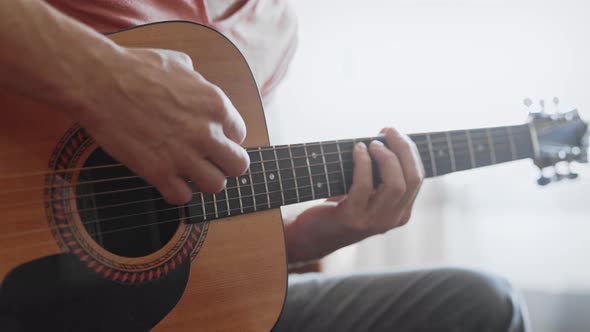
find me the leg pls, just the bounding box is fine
[272,267,530,332]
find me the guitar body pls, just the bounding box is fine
[0,22,286,331]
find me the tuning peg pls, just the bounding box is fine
[537,175,551,186]
[523,98,533,108]
[554,172,566,181]
[551,96,561,114]
[565,163,579,179]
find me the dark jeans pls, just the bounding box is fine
[272,267,530,332]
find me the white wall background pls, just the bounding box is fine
[269,0,590,330]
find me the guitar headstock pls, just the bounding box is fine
[526,98,588,185]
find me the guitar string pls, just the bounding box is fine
[0,132,529,195]
[0,177,378,252]
[0,139,526,210]
[0,174,354,241]
[4,164,357,232]
[3,162,362,232]
[1,142,533,242]
[0,126,530,179]
[0,137,524,222]
[0,138,520,195]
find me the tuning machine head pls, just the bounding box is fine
[524,97,565,119]
[536,163,579,186]
[527,97,588,186]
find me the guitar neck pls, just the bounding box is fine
[409,124,535,178]
[186,124,534,221]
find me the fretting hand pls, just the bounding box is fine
[285,127,424,262]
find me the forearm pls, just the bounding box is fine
[285,224,331,268]
[0,0,121,113]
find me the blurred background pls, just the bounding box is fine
[267,0,590,331]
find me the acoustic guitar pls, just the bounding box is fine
[0,21,587,332]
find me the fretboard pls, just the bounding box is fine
[186,124,534,222]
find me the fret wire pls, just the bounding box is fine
[506,126,518,160]
[426,133,438,176]
[272,146,286,206]
[247,167,257,211]
[485,128,497,164]
[235,175,244,214]
[351,138,359,188]
[287,144,301,203]
[527,122,541,161]
[258,147,271,209]
[319,142,332,197]
[303,143,316,200]
[336,140,348,193]
[223,187,231,216]
[199,193,207,220]
[212,193,219,218]
[445,132,457,172]
[465,130,477,168]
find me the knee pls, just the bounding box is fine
[436,267,527,331]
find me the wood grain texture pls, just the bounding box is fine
[0,21,287,331]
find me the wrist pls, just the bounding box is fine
[285,208,369,264]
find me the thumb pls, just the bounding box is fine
[325,195,346,203]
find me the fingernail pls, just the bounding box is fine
[370,140,384,148]
[355,142,367,150]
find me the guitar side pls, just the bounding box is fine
[0,21,287,331]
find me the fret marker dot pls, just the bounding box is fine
[476,144,485,152]
[312,152,318,159]
[241,178,248,185]
[317,182,323,188]
[437,150,445,157]
[268,173,275,180]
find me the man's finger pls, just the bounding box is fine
[382,127,423,205]
[206,137,250,176]
[179,153,228,193]
[367,140,406,210]
[207,85,247,144]
[345,142,373,209]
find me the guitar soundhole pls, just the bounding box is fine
[76,149,180,258]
